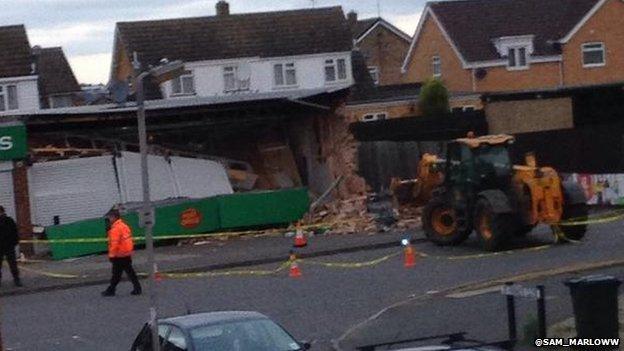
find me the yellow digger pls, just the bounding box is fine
[391,134,587,251]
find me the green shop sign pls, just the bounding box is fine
[0,124,27,160]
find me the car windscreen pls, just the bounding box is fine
[190,318,301,351]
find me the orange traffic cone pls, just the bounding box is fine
[155,264,163,282]
[293,222,308,248]
[289,253,302,278]
[404,243,416,268]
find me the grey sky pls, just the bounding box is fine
[1,0,426,84]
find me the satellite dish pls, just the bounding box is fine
[110,80,130,104]
[475,68,487,81]
[238,63,252,80]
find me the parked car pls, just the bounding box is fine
[130,311,310,351]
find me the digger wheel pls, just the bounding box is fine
[559,204,588,240]
[423,197,470,246]
[474,198,513,251]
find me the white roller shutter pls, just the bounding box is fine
[28,156,121,226]
[0,162,16,218]
[170,156,233,198]
[117,152,178,203]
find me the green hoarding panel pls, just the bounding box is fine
[218,188,309,229]
[46,189,308,260]
[0,124,27,160]
[46,218,108,260]
[152,197,220,237]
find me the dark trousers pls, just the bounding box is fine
[0,247,20,283]
[107,256,141,292]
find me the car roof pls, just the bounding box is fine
[160,311,267,330]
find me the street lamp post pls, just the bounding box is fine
[133,58,184,351]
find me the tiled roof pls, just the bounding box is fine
[0,25,33,78]
[352,18,379,39]
[430,0,600,62]
[116,6,353,68]
[35,47,81,97]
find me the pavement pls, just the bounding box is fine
[0,228,413,297]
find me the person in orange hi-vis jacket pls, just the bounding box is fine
[101,208,142,297]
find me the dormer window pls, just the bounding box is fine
[492,35,534,71]
[507,47,528,69]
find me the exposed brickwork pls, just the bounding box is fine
[358,24,411,86]
[12,161,33,255]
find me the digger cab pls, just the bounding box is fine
[445,134,515,193]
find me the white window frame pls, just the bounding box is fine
[361,111,388,122]
[171,70,195,96]
[432,56,442,78]
[0,84,18,111]
[324,58,348,83]
[582,42,606,68]
[507,46,529,70]
[273,62,298,88]
[368,66,380,85]
[223,65,250,93]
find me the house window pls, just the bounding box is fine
[171,70,195,95]
[507,47,529,69]
[223,66,250,92]
[432,56,442,78]
[361,112,388,122]
[368,66,379,85]
[274,63,297,87]
[325,58,347,82]
[582,42,606,67]
[0,85,18,111]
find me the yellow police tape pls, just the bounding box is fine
[21,243,557,281]
[301,251,402,268]
[557,208,624,226]
[18,265,82,279]
[18,220,350,245]
[19,208,624,245]
[418,244,552,261]
[161,261,291,279]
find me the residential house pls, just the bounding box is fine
[110,2,354,100]
[33,46,82,108]
[402,0,624,93]
[348,12,411,86]
[0,25,40,115]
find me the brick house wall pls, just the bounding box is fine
[358,25,411,86]
[12,160,33,255]
[402,15,473,92]
[562,0,624,86]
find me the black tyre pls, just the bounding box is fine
[474,198,514,251]
[423,197,470,246]
[559,204,588,240]
[515,224,535,237]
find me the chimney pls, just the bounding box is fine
[347,11,358,28]
[216,1,230,16]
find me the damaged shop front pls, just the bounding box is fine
[7,88,364,257]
